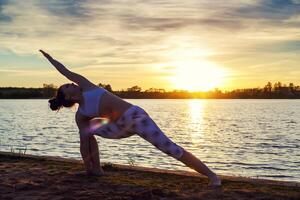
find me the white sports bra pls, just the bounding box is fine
[78,87,107,118]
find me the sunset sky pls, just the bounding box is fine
[0,0,300,91]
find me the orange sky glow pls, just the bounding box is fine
[1,1,300,91]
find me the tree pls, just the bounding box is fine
[42,83,57,97]
[43,83,57,89]
[264,82,272,92]
[98,83,113,92]
[127,86,142,92]
[274,81,282,92]
[289,83,294,92]
[145,88,165,93]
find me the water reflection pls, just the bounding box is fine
[1,99,300,182]
[188,99,205,144]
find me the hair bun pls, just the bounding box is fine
[48,98,62,111]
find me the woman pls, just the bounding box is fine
[40,50,221,187]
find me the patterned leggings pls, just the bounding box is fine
[89,105,184,160]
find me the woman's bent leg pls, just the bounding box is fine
[91,121,134,139]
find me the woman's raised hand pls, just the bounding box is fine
[39,49,89,86]
[39,49,93,87]
[39,49,53,60]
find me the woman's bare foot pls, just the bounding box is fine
[74,168,104,177]
[74,171,90,176]
[89,168,105,176]
[208,173,222,188]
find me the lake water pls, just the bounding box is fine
[0,99,300,182]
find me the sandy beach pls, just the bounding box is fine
[0,152,299,200]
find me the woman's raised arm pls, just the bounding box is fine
[39,50,95,89]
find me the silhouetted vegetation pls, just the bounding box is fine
[1,81,300,99]
[97,83,113,92]
[0,84,56,99]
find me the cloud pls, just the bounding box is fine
[2,0,297,59]
[117,15,244,32]
[233,0,300,20]
[0,68,55,76]
[255,40,300,53]
[36,0,89,18]
[0,0,12,22]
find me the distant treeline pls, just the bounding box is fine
[1,82,300,99]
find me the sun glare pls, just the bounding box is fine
[163,38,228,92]
[170,60,226,92]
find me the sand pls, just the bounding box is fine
[0,152,299,200]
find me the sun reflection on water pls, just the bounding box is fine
[188,99,206,144]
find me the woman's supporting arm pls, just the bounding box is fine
[88,135,104,175]
[79,132,93,173]
[76,111,93,173]
[39,50,95,89]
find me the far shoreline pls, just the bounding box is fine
[2,98,300,100]
[1,82,300,99]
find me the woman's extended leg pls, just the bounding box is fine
[178,149,221,186]
[126,106,221,186]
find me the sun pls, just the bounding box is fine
[170,60,226,92]
[161,37,229,91]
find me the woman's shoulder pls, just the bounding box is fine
[81,84,100,93]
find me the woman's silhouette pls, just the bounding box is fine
[40,50,221,187]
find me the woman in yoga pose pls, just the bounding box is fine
[40,50,221,187]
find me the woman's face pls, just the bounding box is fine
[61,83,81,100]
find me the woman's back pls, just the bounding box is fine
[98,91,132,121]
[78,87,107,118]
